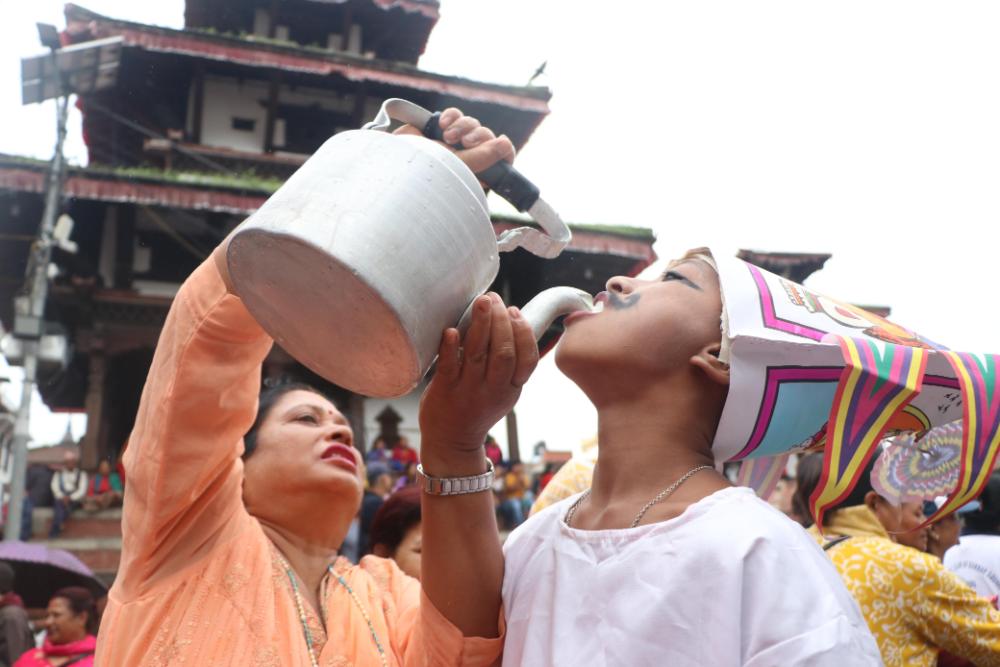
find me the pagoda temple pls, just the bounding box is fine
[0,1,658,475]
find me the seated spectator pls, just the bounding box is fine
[392,461,419,494]
[48,453,87,538]
[14,587,97,667]
[500,463,528,529]
[484,435,503,467]
[358,470,393,557]
[369,486,422,580]
[82,460,123,512]
[537,464,556,494]
[390,436,418,473]
[529,437,598,516]
[0,563,34,667]
[25,464,54,509]
[365,436,391,477]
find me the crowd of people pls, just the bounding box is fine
[344,434,559,574]
[15,453,125,541]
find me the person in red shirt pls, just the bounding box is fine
[83,460,123,512]
[484,435,503,467]
[390,437,419,472]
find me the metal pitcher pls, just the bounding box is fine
[227,99,592,398]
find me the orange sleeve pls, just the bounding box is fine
[117,258,272,598]
[361,556,504,666]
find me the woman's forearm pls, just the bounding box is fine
[419,446,503,638]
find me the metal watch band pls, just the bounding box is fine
[416,459,495,496]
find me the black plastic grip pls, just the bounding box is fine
[421,111,541,213]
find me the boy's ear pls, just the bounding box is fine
[690,343,729,387]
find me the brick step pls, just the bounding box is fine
[30,535,122,576]
[29,507,122,540]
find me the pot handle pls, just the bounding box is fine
[363,98,572,259]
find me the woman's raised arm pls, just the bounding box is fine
[117,253,272,597]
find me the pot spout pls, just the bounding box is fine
[456,287,594,343]
[521,287,595,341]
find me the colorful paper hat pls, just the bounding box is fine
[713,251,1000,527]
[871,422,963,506]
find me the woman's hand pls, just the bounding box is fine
[394,107,516,181]
[419,292,539,472]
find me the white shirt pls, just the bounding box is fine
[502,486,882,666]
[944,534,1000,598]
[50,468,88,502]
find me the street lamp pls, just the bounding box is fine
[2,27,122,541]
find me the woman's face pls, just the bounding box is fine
[45,597,87,644]
[874,497,928,551]
[243,390,364,515]
[97,460,111,475]
[555,258,725,389]
[392,523,422,580]
[929,513,962,558]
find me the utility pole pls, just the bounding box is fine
[2,27,121,541]
[3,50,70,542]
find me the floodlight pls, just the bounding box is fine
[21,36,123,105]
[36,23,61,51]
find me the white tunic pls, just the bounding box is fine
[944,534,1000,597]
[502,486,882,666]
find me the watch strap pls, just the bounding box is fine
[416,459,495,496]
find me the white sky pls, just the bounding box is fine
[2,1,999,454]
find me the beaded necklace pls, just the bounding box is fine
[274,551,388,667]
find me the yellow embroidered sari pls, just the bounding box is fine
[812,506,1000,666]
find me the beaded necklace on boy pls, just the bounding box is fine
[564,465,714,529]
[274,550,389,667]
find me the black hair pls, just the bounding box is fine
[369,485,422,555]
[963,472,1000,536]
[792,451,878,527]
[367,469,390,488]
[0,562,14,594]
[243,381,330,460]
[791,452,825,527]
[52,586,99,635]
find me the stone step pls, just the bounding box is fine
[29,535,122,580]
[28,507,122,540]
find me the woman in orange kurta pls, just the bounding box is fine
[96,110,535,666]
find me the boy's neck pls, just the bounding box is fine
[580,380,730,529]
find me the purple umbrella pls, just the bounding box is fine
[0,541,106,609]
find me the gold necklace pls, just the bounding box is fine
[564,465,713,528]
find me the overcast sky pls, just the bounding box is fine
[2,1,999,454]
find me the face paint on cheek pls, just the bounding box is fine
[607,292,641,310]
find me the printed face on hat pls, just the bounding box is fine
[555,255,727,392]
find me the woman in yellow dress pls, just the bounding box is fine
[796,454,1000,666]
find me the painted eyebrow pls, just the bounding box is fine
[283,403,348,425]
[660,262,703,291]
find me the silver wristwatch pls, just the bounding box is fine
[416,459,495,496]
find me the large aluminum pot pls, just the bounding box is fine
[227,100,591,398]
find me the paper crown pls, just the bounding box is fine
[870,422,963,506]
[714,251,1000,527]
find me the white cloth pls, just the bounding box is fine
[502,486,882,666]
[50,468,87,502]
[944,534,1000,598]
